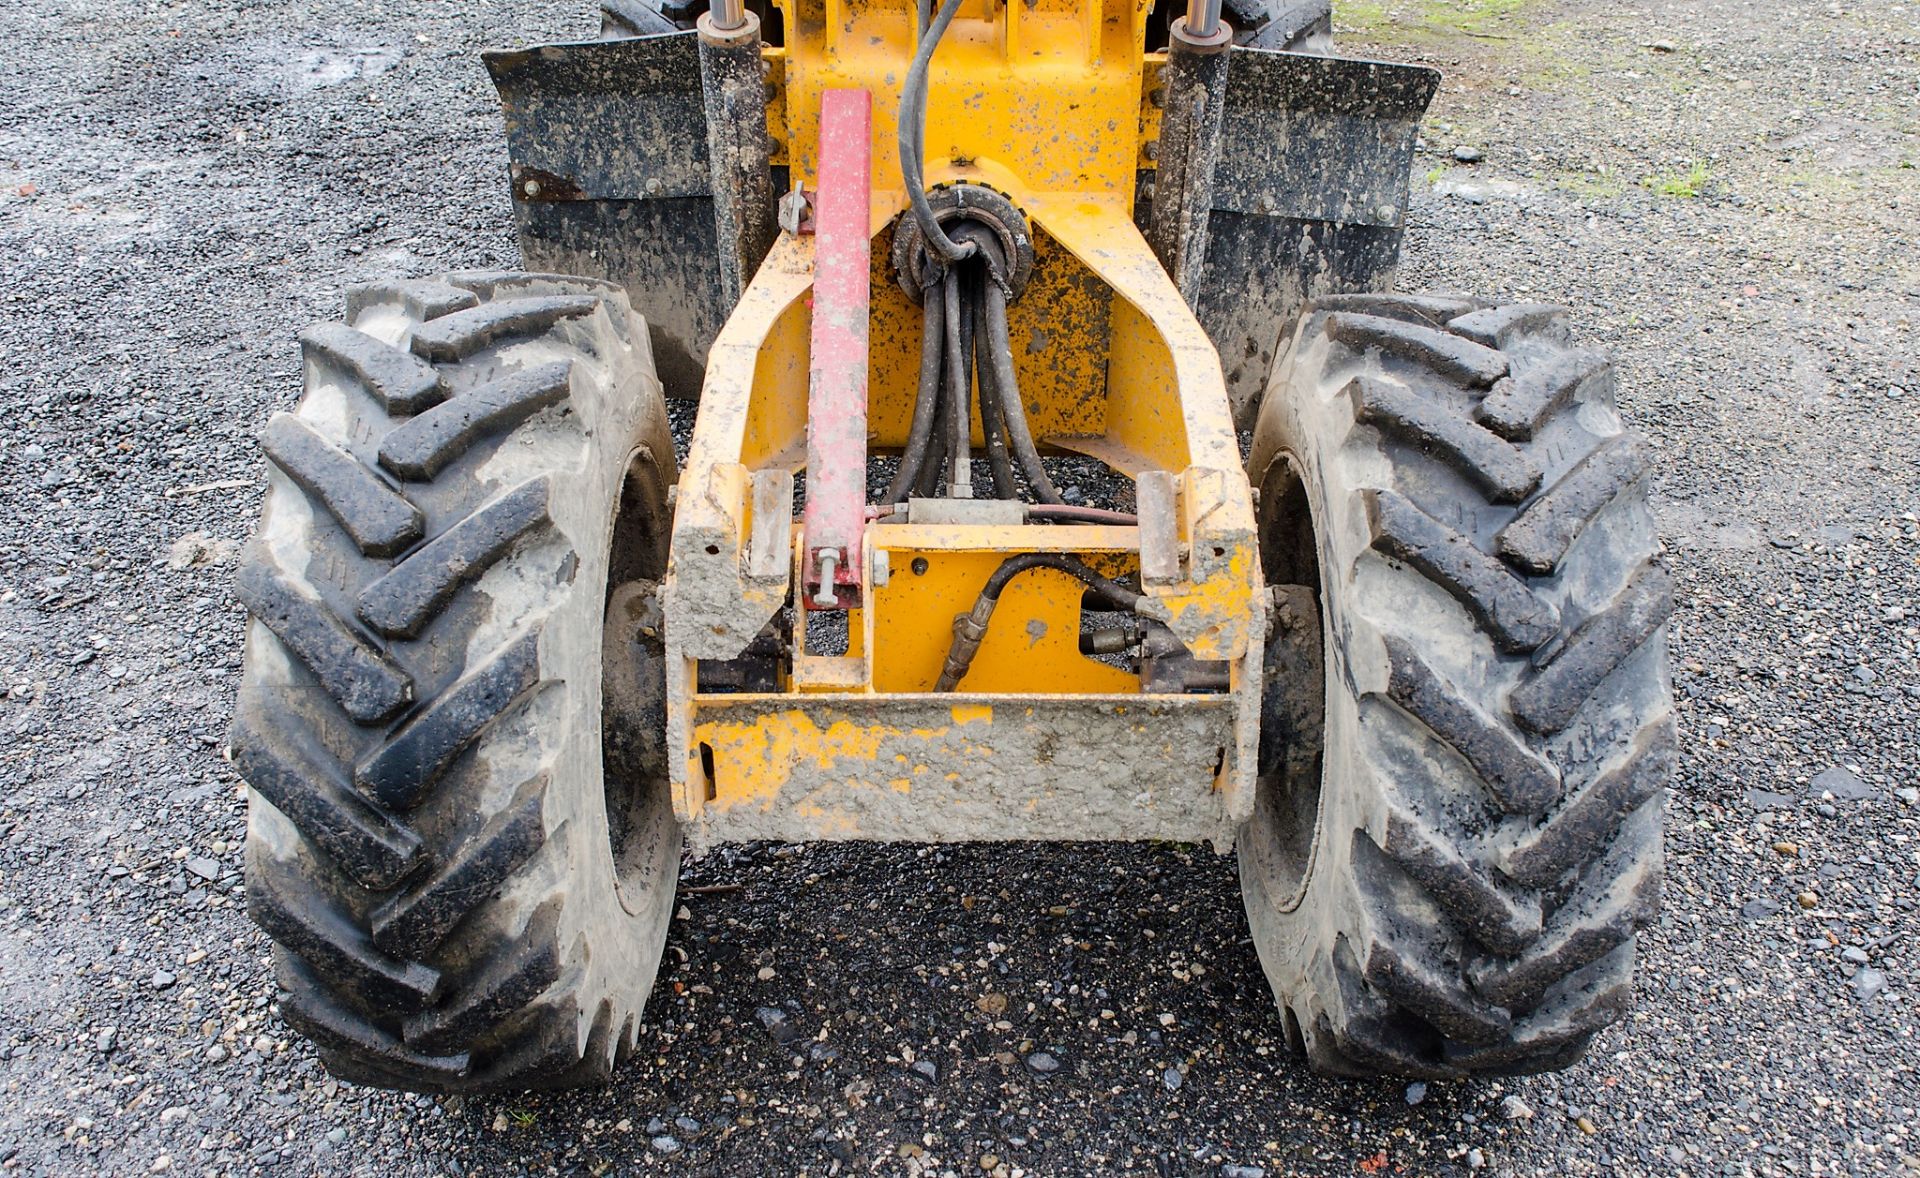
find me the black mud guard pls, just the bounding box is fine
[1196,49,1440,423]
[483,34,725,400]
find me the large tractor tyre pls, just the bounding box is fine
[1224,0,1334,51]
[599,0,701,36]
[1240,294,1674,1078]
[230,272,682,1092]
[1144,0,1332,51]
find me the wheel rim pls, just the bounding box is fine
[600,447,677,915]
[1252,451,1329,914]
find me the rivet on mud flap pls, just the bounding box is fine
[231,0,1670,1090]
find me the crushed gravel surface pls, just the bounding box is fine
[1,0,1916,1173]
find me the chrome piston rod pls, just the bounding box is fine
[1185,0,1223,38]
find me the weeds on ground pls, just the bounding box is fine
[1430,0,1533,34]
[1340,0,1533,39]
[1645,160,1710,198]
[1557,166,1627,199]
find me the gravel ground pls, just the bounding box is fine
[2,0,1917,1174]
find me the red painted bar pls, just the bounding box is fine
[801,88,873,611]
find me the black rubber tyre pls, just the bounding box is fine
[230,271,681,1092]
[1144,0,1331,52]
[599,0,788,41]
[1226,0,1334,51]
[599,0,701,36]
[603,0,1328,50]
[1240,293,1674,1078]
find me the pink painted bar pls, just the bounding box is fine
[801,88,873,611]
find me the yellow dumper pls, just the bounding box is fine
[230,0,1673,1089]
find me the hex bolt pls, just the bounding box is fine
[523,178,541,197]
[812,550,840,609]
[778,184,811,235]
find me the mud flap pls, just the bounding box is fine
[483,34,729,401]
[1194,49,1440,422]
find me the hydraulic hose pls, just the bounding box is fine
[942,268,971,496]
[982,553,1140,609]
[884,278,947,506]
[981,279,1065,504]
[969,267,1015,498]
[1026,504,1140,525]
[934,553,1144,691]
[954,265,1002,498]
[899,0,977,267]
[948,222,1015,499]
[916,367,949,499]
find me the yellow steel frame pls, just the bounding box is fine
[662,0,1261,847]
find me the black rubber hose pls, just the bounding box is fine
[899,0,976,267]
[918,282,954,499]
[981,280,1065,504]
[916,381,949,498]
[884,278,947,506]
[1027,504,1139,525]
[968,268,1015,498]
[935,553,1145,691]
[982,552,1141,609]
[916,433,947,498]
[941,267,970,496]
[946,223,1016,499]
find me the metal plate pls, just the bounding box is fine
[486,36,711,200]
[686,694,1239,848]
[1197,47,1440,421]
[484,34,725,399]
[1212,49,1439,227]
